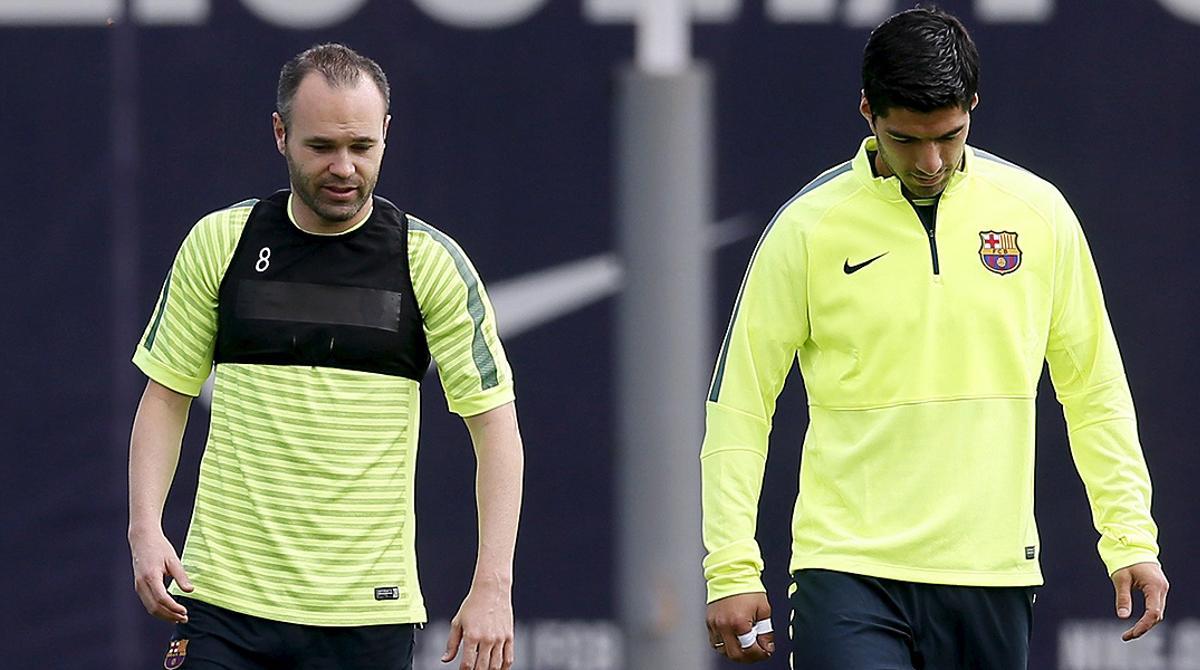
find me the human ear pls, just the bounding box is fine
[272,112,287,155]
[859,92,876,133]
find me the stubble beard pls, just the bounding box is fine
[285,150,375,224]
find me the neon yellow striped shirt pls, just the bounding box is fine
[134,196,514,625]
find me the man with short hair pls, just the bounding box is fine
[701,8,1168,667]
[128,43,523,670]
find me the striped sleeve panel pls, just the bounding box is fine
[407,215,515,416]
[132,201,254,395]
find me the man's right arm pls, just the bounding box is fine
[702,216,808,662]
[128,380,195,623]
[126,207,241,620]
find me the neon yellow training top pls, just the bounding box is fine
[134,195,514,625]
[701,137,1159,602]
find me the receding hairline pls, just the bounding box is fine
[281,73,390,142]
[293,69,388,105]
[276,43,390,128]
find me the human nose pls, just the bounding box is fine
[915,142,943,176]
[329,149,355,179]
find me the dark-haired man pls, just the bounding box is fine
[128,43,523,670]
[701,7,1167,668]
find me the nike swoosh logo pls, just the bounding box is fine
[843,252,888,275]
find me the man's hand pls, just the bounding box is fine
[129,528,193,623]
[706,592,774,663]
[1112,561,1169,641]
[442,580,514,670]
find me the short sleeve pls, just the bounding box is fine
[132,206,248,396]
[408,215,515,416]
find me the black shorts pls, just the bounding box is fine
[160,597,415,670]
[789,569,1035,670]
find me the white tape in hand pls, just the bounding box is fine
[736,618,773,649]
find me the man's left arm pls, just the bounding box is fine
[408,218,521,669]
[441,402,524,670]
[1045,195,1168,640]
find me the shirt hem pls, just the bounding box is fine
[171,588,428,626]
[449,384,515,418]
[132,350,207,397]
[789,557,1044,587]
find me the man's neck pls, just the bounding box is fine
[871,150,893,179]
[288,195,373,236]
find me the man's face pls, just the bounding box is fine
[273,73,389,229]
[861,94,977,198]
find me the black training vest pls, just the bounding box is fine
[214,190,430,380]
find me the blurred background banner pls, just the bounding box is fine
[2,1,1196,668]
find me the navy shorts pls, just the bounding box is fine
[789,569,1035,670]
[160,597,415,670]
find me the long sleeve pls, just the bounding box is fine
[1045,196,1159,575]
[702,217,809,602]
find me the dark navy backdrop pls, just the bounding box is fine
[2,1,1196,667]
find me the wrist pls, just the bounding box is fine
[471,569,513,593]
[127,519,164,543]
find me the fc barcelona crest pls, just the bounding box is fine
[979,231,1022,275]
[164,639,189,669]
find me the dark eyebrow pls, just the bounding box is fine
[887,124,967,141]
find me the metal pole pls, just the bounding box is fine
[615,63,713,670]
